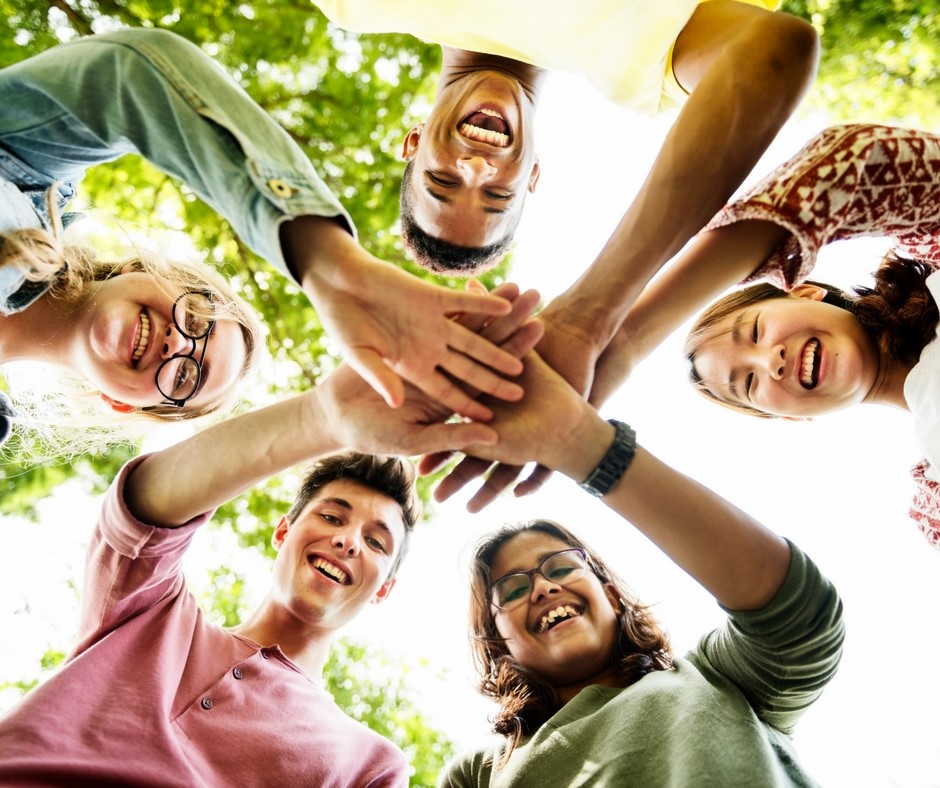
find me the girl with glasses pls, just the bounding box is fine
[430,347,843,786]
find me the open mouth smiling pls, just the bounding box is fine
[459,108,511,147]
[307,554,350,585]
[535,604,582,634]
[131,311,152,368]
[799,338,820,389]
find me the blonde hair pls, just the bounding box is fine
[1,191,265,460]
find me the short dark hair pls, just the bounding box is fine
[286,452,421,578]
[399,159,515,275]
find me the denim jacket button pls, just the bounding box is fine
[267,178,293,198]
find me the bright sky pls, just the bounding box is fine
[3,69,940,787]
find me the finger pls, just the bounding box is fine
[499,320,544,359]
[449,323,524,376]
[446,291,513,318]
[440,352,524,403]
[455,281,521,333]
[478,288,541,346]
[416,450,456,475]
[433,456,494,502]
[404,423,497,456]
[410,369,494,421]
[514,464,554,497]
[467,463,527,513]
[346,349,405,408]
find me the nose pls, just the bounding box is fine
[162,324,195,360]
[761,343,786,380]
[455,156,497,185]
[529,572,561,603]
[331,529,360,557]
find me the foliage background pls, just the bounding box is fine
[0,1,937,784]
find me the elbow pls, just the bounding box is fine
[754,13,820,103]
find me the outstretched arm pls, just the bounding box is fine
[455,351,791,610]
[537,2,819,401]
[0,29,522,416]
[124,280,542,529]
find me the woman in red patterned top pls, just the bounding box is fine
[627,124,940,546]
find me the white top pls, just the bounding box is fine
[904,269,940,483]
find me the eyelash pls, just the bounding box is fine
[428,173,456,187]
[484,190,512,200]
[745,316,759,397]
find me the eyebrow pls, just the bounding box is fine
[499,549,567,576]
[318,496,397,542]
[422,172,508,214]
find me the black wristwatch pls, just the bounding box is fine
[578,419,637,498]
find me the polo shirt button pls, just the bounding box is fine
[261,649,270,659]
[201,697,213,710]
[268,178,293,198]
[233,667,244,679]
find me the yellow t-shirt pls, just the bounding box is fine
[313,0,779,113]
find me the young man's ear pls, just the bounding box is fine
[527,159,541,193]
[400,124,425,161]
[100,393,135,413]
[271,515,291,551]
[790,283,829,302]
[371,577,396,605]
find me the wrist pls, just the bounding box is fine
[280,215,358,291]
[577,419,637,498]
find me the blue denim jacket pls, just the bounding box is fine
[0,28,354,315]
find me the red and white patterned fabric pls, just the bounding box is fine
[909,461,940,550]
[706,124,940,291]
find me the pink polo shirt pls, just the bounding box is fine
[0,456,408,787]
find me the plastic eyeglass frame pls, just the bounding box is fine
[489,547,589,610]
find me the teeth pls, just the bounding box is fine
[800,339,819,388]
[459,122,509,147]
[132,312,151,364]
[538,605,580,633]
[311,557,348,585]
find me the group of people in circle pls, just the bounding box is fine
[1,2,935,785]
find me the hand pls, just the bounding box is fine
[285,216,527,420]
[425,351,609,512]
[318,363,495,458]
[426,297,607,508]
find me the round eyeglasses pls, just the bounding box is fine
[156,291,216,408]
[490,548,589,610]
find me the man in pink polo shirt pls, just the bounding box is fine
[0,351,520,785]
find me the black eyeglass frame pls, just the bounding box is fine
[489,547,590,610]
[155,291,216,408]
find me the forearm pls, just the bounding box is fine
[611,221,790,372]
[554,7,818,346]
[124,390,338,528]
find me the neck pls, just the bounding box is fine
[440,46,546,103]
[0,293,78,367]
[231,597,334,679]
[555,664,626,706]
